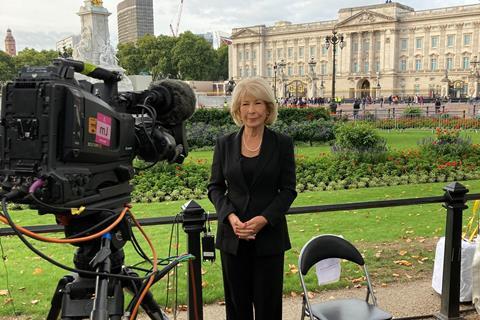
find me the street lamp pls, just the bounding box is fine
[376,71,381,98]
[308,57,317,99]
[324,30,345,113]
[273,59,286,101]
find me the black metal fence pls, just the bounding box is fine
[0,182,478,320]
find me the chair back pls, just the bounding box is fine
[299,235,364,275]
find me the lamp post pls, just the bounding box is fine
[375,71,381,99]
[324,30,345,113]
[308,57,317,99]
[273,59,286,101]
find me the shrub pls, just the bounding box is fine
[332,122,387,162]
[402,106,422,117]
[418,127,473,160]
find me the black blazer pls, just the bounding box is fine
[208,126,297,256]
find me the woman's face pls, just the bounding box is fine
[239,93,268,130]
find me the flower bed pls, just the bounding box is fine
[130,148,480,203]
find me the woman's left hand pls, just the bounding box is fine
[245,216,268,235]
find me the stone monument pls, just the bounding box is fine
[73,0,133,91]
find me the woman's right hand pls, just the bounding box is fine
[228,213,256,240]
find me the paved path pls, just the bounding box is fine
[155,277,480,320]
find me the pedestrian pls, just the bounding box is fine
[208,77,297,320]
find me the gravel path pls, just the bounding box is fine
[1,277,478,319]
[156,277,480,320]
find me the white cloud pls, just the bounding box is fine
[0,0,478,51]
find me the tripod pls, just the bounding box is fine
[46,209,168,320]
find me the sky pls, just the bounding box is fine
[0,0,479,51]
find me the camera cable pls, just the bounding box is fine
[0,236,18,317]
[0,199,152,281]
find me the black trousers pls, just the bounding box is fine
[220,241,284,320]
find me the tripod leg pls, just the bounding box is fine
[123,270,166,320]
[47,275,75,320]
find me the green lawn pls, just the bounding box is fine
[186,129,480,163]
[1,180,479,319]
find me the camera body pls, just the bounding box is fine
[0,59,194,213]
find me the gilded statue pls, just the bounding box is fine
[91,0,103,6]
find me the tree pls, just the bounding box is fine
[172,31,218,80]
[0,50,16,84]
[215,44,229,81]
[13,48,59,73]
[117,42,145,75]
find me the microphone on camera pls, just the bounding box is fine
[147,79,196,126]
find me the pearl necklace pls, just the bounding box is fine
[242,135,262,152]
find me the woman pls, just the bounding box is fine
[208,77,297,320]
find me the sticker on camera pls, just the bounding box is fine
[95,112,111,147]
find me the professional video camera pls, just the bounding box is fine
[0,58,195,212]
[0,59,197,320]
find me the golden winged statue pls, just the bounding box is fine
[91,0,103,6]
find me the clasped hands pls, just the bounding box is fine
[228,213,267,240]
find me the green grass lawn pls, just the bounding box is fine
[186,129,480,163]
[1,180,479,319]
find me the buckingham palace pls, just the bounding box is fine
[228,2,480,100]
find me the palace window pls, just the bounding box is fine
[288,47,293,58]
[252,50,256,60]
[245,66,250,77]
[309,46,316,58]
[239,67,243,77]
[400,38,408,51]
[299,46,304,58]
[446,57,453,70]
[245,50,249,60]
[364,62,369,73]
[463,57,470,69]
[239,51,243,61]
[267,66,272,77]
[352,41,358,53]
[252,67,257,76]
[287,65,293,76]
[322,45,328,56]
[399,59,407,71]
[375,61,380,72]
[431,36,439,49]
[430,58,437,71]
[353,62,358,73]
[415,59,422,71]
[447,35,455,47]
[321,62,327,74]
[464,34,472,46]
[299,65,304,76]
[415,37,423,50]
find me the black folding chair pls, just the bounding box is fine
[298,235,392,320]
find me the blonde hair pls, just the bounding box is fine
[230,77,278,126]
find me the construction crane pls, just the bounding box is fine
[169,0,184,37]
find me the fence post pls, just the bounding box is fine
[462,110,465,119]
[426,106,429,116]
[442,105,446,113]
[182,200,207,320]
[473,105,476,118]
[434,182,468,320]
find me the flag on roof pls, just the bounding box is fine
[220,36,233,45]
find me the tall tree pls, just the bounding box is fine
[13,48,59,72]
[172,31,218,81]
[117,42,145,75]
[215,44,229,81]
[0,50,16,84]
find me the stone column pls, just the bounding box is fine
[408,27,416,70]
[357,32,362,73]
[344,32,352,74]
[369,31,375,96]
[229,44,235,78]
[423,26,431,72]
[259,36,265,77]
[455,23,464,69]
[439,24,447,69]
[472,22,480,58]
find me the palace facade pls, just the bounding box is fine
[229,2,480,99]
